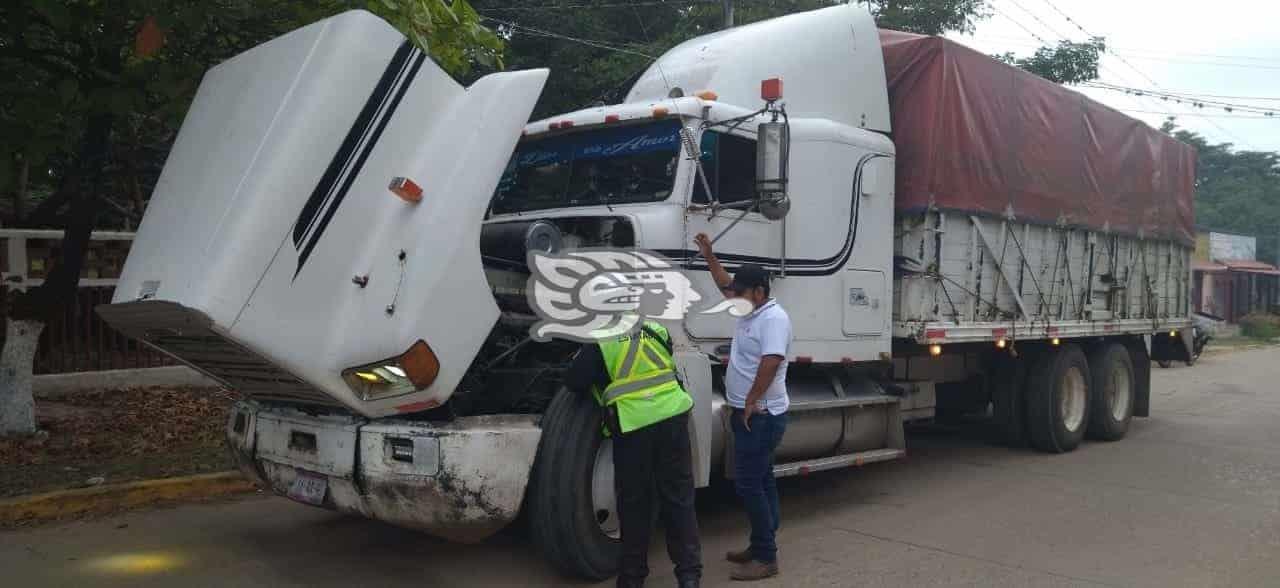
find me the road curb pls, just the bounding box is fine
[0,471,258,526]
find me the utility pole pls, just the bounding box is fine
[722,0,733,28]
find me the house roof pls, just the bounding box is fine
[1222,259,1280,276]
[1192,260,1228,273]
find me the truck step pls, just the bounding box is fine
[773,448,905,478]
[786,394,899,413]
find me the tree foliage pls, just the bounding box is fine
[994,38,1105,85]
[477,0,993,119]
[0,0,502,230]
[1162,120,1280,264]
[870,0,989,35]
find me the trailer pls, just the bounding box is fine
[98,5,1195,580]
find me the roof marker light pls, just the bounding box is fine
[605,114,621,123]
[761,78,783,102]
[652,106,669,118]
[694,89,719,101]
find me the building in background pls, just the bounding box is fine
[1192,230,1280,322]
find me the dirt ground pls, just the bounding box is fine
[0,387,237,498]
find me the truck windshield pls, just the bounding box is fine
[490,120,683,215]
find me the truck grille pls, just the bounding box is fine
[97,301,338,407]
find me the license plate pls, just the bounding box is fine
[287,472,328,506]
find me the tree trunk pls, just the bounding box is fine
[1,112,111,438]
[0,319,45,436]
[14,157,29,224]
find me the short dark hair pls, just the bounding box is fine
[728,264,770,297]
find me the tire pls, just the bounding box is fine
[1086,343,1135,441]
[1026,344,1091,453]
[527,387,620,581]
[1156,360,1172,369]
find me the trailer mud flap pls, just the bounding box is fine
[1128,339,1151,418]
[989,350,1030,446]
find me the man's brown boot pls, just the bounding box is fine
[730,560,779,581]
[725,547,753,564]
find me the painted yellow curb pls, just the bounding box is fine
[0,471,258,525]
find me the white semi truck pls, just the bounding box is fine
[99,5,1196,579]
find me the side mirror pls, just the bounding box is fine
[756,121,790,220]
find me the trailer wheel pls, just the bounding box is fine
[527,387,620,581]
[1086,343,1134,441]
[1026,344,1091,453]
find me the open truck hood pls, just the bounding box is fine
[101,11,547,418]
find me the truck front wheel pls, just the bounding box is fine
[1086,343,1135,441]
[1026,344,1091,453]
[527,387,620,580]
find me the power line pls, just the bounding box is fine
[1084,82,1280,117]
[481,15,655,58]
[1005,0,1074,42]
[1122,90,1280,102]
[1113,54,1280,72]
[968,35,1280,71]
[1117,109,1280,120]
[973,34,1280,64]
[989,5,1050,45]
[1029,0,1258,149]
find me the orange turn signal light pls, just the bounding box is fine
[388,177,423,203]
[400,340,440,390]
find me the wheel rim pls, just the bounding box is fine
[590,438,619,539]
[1060,365,1087,433]
[1110,362,1132,421]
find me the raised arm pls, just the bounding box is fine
[694,233,732,291]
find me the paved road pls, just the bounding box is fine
[4,347,1279,587]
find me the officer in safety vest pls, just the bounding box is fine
[565,320,702,588]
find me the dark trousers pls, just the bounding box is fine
[612,410,702,586]
[731,410,788,563]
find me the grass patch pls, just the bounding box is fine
[1239,313,1280,340]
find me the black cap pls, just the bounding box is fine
[728,263,770,293]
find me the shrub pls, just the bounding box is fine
[1239,313,1280,340]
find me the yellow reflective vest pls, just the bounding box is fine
[592,322,693,434]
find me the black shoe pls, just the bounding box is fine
[677,577,700,588]
[615,576,645,588]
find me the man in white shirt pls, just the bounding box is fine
[694,233,792,582]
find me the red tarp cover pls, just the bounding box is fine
[879,30,1196,245]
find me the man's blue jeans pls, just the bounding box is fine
[731,409,788,563]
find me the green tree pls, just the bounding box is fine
[0,0,503,436]
[995,38,1105,85]
[477,0,994,118]
[1162,120,1280,264]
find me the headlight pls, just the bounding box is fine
[342,340,440,401]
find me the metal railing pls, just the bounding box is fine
[0,229,174,374]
